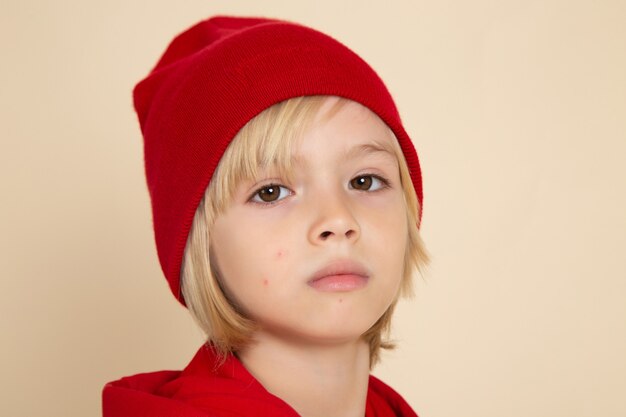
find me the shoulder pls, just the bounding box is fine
[102,344,300,417]
[102,370,209,417]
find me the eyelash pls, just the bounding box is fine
[247,173,392,206]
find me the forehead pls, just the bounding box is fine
[290,100,399,166]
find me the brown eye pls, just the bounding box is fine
[258,186,280,202]
[250,184,291,204]
[350,174,390,191]
[351,176,372,190]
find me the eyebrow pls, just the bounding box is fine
[292,141,398,166]
[345,142,397,161]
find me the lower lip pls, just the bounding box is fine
[308,274,369,292]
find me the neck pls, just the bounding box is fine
[236,332,371,417]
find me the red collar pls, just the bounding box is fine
[103,343,418,417]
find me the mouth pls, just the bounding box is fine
[307,259,370,292]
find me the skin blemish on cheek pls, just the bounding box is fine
[276,249,287,259]
[339,298,343,303]
[262,279,269,287]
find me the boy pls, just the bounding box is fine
[103,15,429,417]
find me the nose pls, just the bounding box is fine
[307,190,361,245]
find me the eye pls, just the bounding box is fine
[350,174,391,191]
[248,183,292,205]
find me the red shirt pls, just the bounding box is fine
[102,344,418,416]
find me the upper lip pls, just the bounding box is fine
[308,259,370,283]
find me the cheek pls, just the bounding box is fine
[263,248,288,284]
[365,200,408,287]
[260,248,288,287]
[368,197,408,243]
[210,209,299,316]
[218,242,293,303]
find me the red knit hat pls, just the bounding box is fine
[132,15,423,306]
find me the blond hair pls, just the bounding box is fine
[181,95,430,368]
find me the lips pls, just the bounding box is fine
[307,258,370,292]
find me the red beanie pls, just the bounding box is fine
[132,15,424,306]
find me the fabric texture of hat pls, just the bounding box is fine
[132,15,424,306]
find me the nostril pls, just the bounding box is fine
[319,230,357,240]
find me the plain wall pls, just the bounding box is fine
[1,1,624,416]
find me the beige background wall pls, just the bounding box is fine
[1,1,624,416]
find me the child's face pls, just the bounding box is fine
[210,96,408,345]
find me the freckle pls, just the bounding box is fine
[339,298,343,303]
